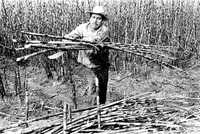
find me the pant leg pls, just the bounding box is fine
[93,67,109,104]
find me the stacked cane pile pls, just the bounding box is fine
[2,91,199,134]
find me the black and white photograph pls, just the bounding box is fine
[0,0,200,133]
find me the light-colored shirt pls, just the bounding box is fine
[65,22,109,68]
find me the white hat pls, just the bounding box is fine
[88,6,108,20]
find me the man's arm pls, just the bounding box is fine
[63,25,83,41]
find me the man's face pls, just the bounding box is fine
[89,14,103,30]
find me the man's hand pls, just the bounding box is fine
[96,45,102,51]
[98,43,105,47]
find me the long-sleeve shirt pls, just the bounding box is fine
[65,22,109,68]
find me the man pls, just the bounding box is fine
[65,6,110,105]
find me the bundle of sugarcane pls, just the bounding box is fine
[13,39,100,62]
[2,90,200,134]
[12,31,180,71]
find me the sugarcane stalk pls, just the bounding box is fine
[50,125,63,134]
[43,106,62,111]
[63,102,68,134]
[114,45,176,60]
[68,104,72,121]
[103,128,148,134]
[38,127,55,134]
[71,122,96,134]
[96,77,101,129]
[0,111,15,117]
[27,44,93,50]
[16,49,51,62]
[25,90,29,121]
[78,129,105,133]
[102,121,181,129]
[20,31,95,44]
[67,104,72,133]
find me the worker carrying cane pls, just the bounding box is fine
[64,6,110,105]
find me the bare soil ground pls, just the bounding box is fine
[1,63,200,133]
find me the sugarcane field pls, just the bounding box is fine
[1,0,200,133]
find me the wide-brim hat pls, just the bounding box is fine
[87,6,108,21]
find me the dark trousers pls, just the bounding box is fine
[91,66,109,104]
